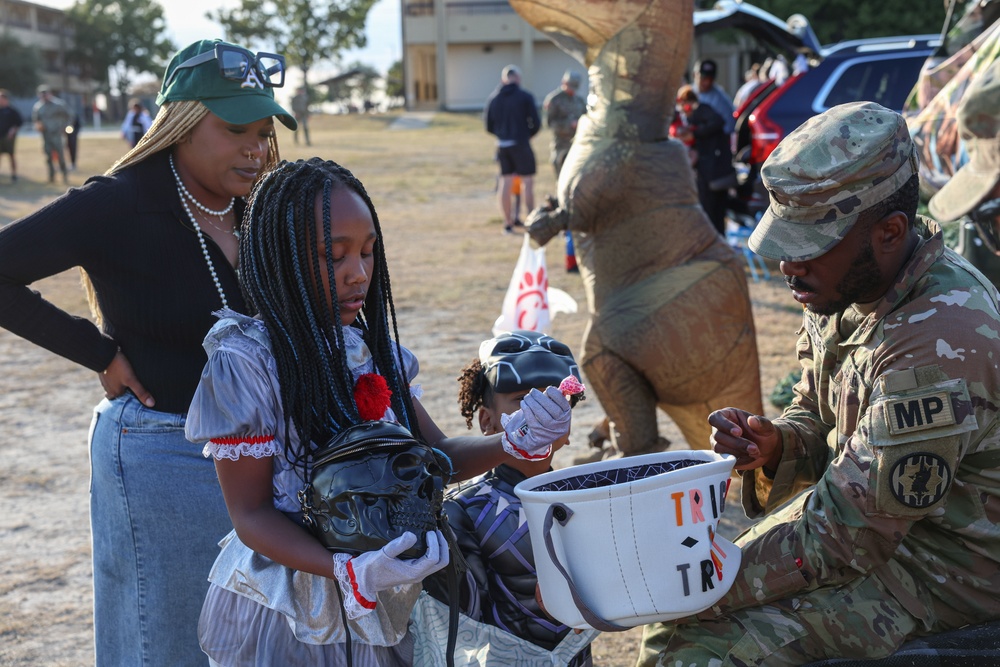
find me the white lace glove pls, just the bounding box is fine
[333,530,449,618]
[500,386,571,461]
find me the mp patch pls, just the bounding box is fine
[888,452,951,508]
[885,391,956,435]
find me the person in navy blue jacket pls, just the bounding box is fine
[485,65,541,234]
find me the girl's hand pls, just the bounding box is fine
[99,349,155,407]
[336,531,449,616]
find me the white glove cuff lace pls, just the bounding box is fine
[332,552,377,619]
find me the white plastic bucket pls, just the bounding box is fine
[514,450,741,631]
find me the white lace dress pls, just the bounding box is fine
[186,310,424,666]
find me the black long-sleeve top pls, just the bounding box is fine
[0,149,247,414]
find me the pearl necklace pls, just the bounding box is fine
[168,155,234,216]
[169,154,230,309]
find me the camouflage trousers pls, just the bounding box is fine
[41,131,66,178]
[550,142,571,177]
[636,574,919,667]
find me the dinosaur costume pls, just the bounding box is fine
[515,0,763,454]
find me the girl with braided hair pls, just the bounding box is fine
[0,39,294,666]
[185,158,575,665]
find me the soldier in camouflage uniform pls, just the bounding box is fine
[543,70,586,179]
[543,70,587,272]
[31,85,71,184]
[928,57,1000,288]
[543,70,586,272]
[637,101,1000,666]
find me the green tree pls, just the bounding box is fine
[385,59,404,100]
[738,0,946,45]
[324,76,355,108]
[66,0,174,95]
[0,35,42,96]
[350,62,380,106]
[209,0,377,89]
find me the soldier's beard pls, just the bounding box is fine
[807,240,883,316]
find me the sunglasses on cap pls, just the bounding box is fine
[165,43,286,89]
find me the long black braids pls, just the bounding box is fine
[240,158,420,469]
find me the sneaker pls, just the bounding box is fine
[503,225,514,235]
[512,218,524,228]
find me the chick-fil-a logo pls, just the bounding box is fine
[515,266,550,331]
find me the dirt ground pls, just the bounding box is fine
[0,113,802,666]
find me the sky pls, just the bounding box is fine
[33,0,403,80]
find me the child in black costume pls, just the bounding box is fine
[412,330,597,666]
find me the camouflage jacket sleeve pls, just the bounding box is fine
[740,322,835,516]
[544,92,575,141]
[711,232,1000,621]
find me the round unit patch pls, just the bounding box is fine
[888,452,951,509]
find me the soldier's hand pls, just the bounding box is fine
[709,408,780,472]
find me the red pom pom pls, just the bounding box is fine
[354,373,393,421]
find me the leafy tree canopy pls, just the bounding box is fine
[322,62,379,107]
[66,0,174,95]
[0,35,42,96]
[385,59,404,100]
[208,0,377,87]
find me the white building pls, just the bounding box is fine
[400,0,586,111]
[0,0,98,118]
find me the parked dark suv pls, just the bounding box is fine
[695,3,942,220]
[741,34,941,166]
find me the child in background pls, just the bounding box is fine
[185,159,573,665]
[412,330,597,666]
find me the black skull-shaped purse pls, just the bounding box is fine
[298,420,449,559]
[298,420,461,667]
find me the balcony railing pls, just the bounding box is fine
[404,1,516,17]
[447,1,514,15]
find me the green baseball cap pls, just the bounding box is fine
[928,59,1000,222]
[157,39,296,131]
[749,101,917,262]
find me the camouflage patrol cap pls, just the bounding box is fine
[749,101,918,262]
[928,59,1000,222]
[561,70,581,90]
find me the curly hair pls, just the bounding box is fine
[456,359,495,429]
[457,357,584,430]
[240,158,418,468]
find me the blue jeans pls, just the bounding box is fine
[89,393,231,666]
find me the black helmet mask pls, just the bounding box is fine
[479,330,581,393]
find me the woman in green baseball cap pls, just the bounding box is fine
[0,39,295,667]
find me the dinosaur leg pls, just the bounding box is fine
[659,297,764,449]
[582,341,666,457]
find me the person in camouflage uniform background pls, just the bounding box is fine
[31,85,71,184]
[543,70,587,273]
[638,101,1000,666]
[928,56,1000,290]
[543,70,587,179]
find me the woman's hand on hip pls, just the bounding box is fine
[99,350,155,407]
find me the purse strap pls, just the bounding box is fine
[332,577,355,666]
